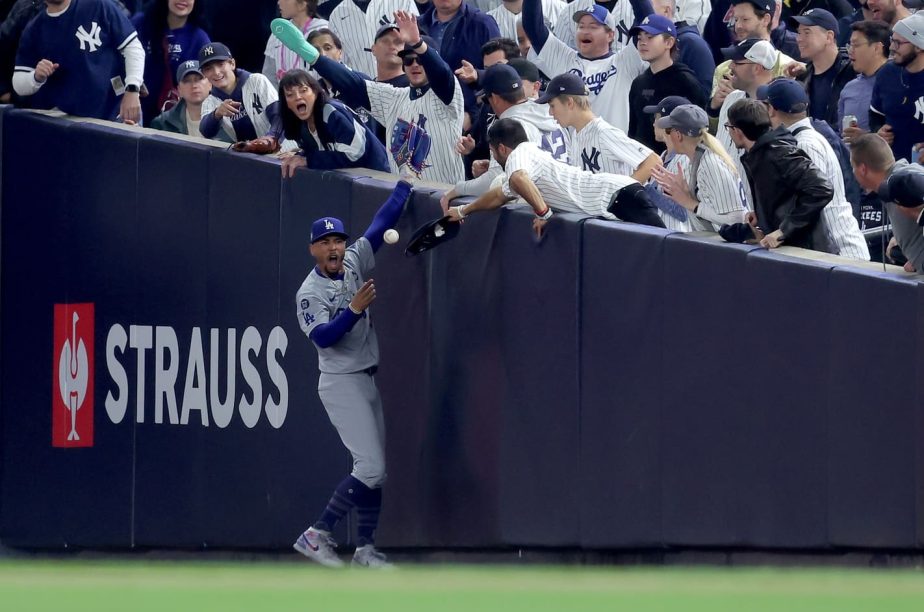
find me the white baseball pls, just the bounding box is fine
[384,229,400,244]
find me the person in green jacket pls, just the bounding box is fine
[151,59,232,142]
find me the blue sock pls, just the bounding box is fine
[356,486,383,547]
[314,475,382,541]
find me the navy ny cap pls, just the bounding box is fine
[880,169,924,208]
[643,95,692,115]
[198,42,233,67]
[311,217,348,243]
[476,64,522,99]
[536,73,588,103]
[756,78,809,113]
[176,60,203,82]
[788,9,839,36]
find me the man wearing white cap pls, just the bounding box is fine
[870,13,924,164]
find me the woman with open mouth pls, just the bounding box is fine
[278,69,390,177]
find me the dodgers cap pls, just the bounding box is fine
[311,217,348,243]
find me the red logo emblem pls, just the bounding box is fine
[52,303,94,448]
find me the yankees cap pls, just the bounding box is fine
[476,64,522,100]
[879,168,924,208]
[310,217,348,243]
[755,78,809,114]
[364,23,400,51]
[788,9,839,37]
[643,95,692,116]
[198,42,233,67]
[176,60,203,83]
[536,73,588,104]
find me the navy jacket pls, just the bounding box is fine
[418,2,500,114]
[676,22,715,99]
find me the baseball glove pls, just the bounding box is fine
[231,137,279,154]
[405,215,461,257]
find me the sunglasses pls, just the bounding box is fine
[402,55,421,67]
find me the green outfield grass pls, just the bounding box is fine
[1,559,923,612]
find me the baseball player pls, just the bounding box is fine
[275,11,465,183]
[552,0,636,52]
[294,179,413,569]
[650,104,749,231]
[317,0,420,79]
[523,0,654,131]
[759,79,870,261]
[538,72,660,182]
[447,117,666,233]
[488,0,564,41]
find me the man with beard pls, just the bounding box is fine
[870,13,924,163]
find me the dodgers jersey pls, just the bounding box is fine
[535,32,646,131]
[15,0,138,120]
[487,0,564,41]
[297,237,379,374]
[501,141,637,217]
[789,118,869,261]
[322,0,420,79]
[567,116,652,175]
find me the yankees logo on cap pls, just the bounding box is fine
[198,42,233,67]
[176,59,204,82]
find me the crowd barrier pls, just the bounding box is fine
[1,107,923,551]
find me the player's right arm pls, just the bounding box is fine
[11,25,49,97]
[448,186,515,221]
[522,0,550,52]
[362,180,413,251]
[313,55,373,110]
[299,282,376,349]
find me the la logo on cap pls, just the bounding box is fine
[325,219,334,230]
[642,16,650,24]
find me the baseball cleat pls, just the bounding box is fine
[271,18,320,65]
[352,545,393,569]
[293,527,344,568]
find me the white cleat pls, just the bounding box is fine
[293,527,344,568]
[352,545,394,569]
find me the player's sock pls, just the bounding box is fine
[355,486,383,547]
[315,475,363,532]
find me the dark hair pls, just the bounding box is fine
[487,118,529,150]
[480,37,521,60]
[727,98,771,141]
[494,88,527,105]
[140,0,208,43]
[851,20,891,59]
[308,28,343,50]
[279,70,330,142]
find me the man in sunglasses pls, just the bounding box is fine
[287,10,465,183]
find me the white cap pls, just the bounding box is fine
[745,40,777,70]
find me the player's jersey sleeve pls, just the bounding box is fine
[501,144,542,198]
[297,282,332,339]
[364,80,403,127]
[600,128,652,175]
[617,43,646,80]
[347,237,375,278]
[102,0,140,50]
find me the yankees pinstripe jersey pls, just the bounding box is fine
[716,89,753,209]
[200,70,298,150]
[501,141,637,217]
[552,0,635,52]
[567,117,652,176]
[653,151,694,232]
[535,33,646,131]
[366,78,465,183]
[789,118,870,260]
[455,100,568,197]
[322,0,420,79]
[488,0,564,41]
[297,238,378,374]
[683,144,748,232]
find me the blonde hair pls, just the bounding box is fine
[559,94,591,111]
[688,129,739,176]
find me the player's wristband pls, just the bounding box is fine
[409,39,425,50]
[348,303,361,315]
[454,204,467,219]
[536,207,552,221]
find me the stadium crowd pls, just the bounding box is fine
[2,0,923,266]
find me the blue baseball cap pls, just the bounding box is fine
[476,63,522,100]
[630,14,677,37]
[176,60,203,83]
[788,9,839,37]
[572,5,616,30]
[643,95,692,115]
[198,42,233,67]
[880,170,924,208]
[536,73,589,103]
[655,104,709,136]
[310,217,348,243]
[756,78,809,113]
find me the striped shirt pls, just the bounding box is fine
[567,117,653,176]
[501,141,637,217]
[552,0,635,52]
[324,0,420,78]
[684,144,748,232]
[789,118,870,260]
[716,89,753,210]
[654,151,694,232]
[488,0,564,40]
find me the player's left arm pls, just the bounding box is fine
[396,10,457,107]
[508,170,552,217]
[108,0,144,124]
[362,180,414,251]
[448,186,515,221]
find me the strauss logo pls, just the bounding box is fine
[58,311,89,441]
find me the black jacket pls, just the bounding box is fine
[628,62,707,153]
[802,50,856,127]
[740,126,835,253]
